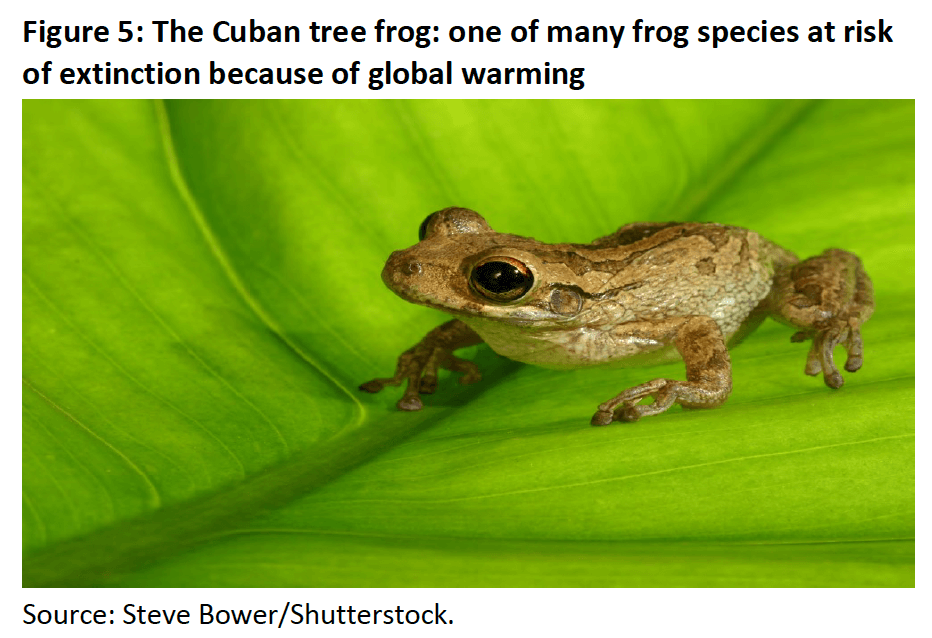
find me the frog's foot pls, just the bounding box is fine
[358,319,483,411]
[590,376,732,425]
[359,351,481,411]
[590,316,732,425]
[790,326,864,388]
[591,378,671,424]
[773,249,874,389]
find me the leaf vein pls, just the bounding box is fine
[36,192,292,456]
[24,378,162,508]
[24,274,247,477]
[312,433,913,504]
[154,100,367,432]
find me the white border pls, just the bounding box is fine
[8,1,924,635]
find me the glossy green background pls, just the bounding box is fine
[23,100,914,586]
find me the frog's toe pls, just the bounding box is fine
[418,375,438,394]
[818,327,846,389]
[844,358,862,373]
[590,404,645,425]
[843,328,864,372]
[590,410,614,426]
[359,378,397,393]
[804,344,822,376]
[441,354,481,385]
[397,395,424,411]
[359,380,383,393]
[824,369,844,389]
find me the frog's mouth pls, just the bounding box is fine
[385,282,563,329]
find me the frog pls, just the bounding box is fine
[359,207,874,425]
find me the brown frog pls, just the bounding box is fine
[360,207,874,425]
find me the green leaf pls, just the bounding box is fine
[22,99,914,587]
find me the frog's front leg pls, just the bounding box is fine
[770,249,874,389]
[359,319,483,411]
[591,316,732,425]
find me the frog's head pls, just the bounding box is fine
[381,207,584,325]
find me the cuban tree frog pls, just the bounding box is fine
[360,208,874,425]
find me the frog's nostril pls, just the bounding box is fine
[402,260,423,276]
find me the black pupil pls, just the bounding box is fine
[473,261,532,295]
[418,213,436,241]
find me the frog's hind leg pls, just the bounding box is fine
[591,316,732,425]
[771,249,874,389]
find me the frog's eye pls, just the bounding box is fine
[418,213,438,241]
[470,257,534,302]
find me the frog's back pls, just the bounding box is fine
[576,222,797,338]
[589,221,688,248]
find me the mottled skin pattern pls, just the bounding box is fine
[361,208,874,425]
